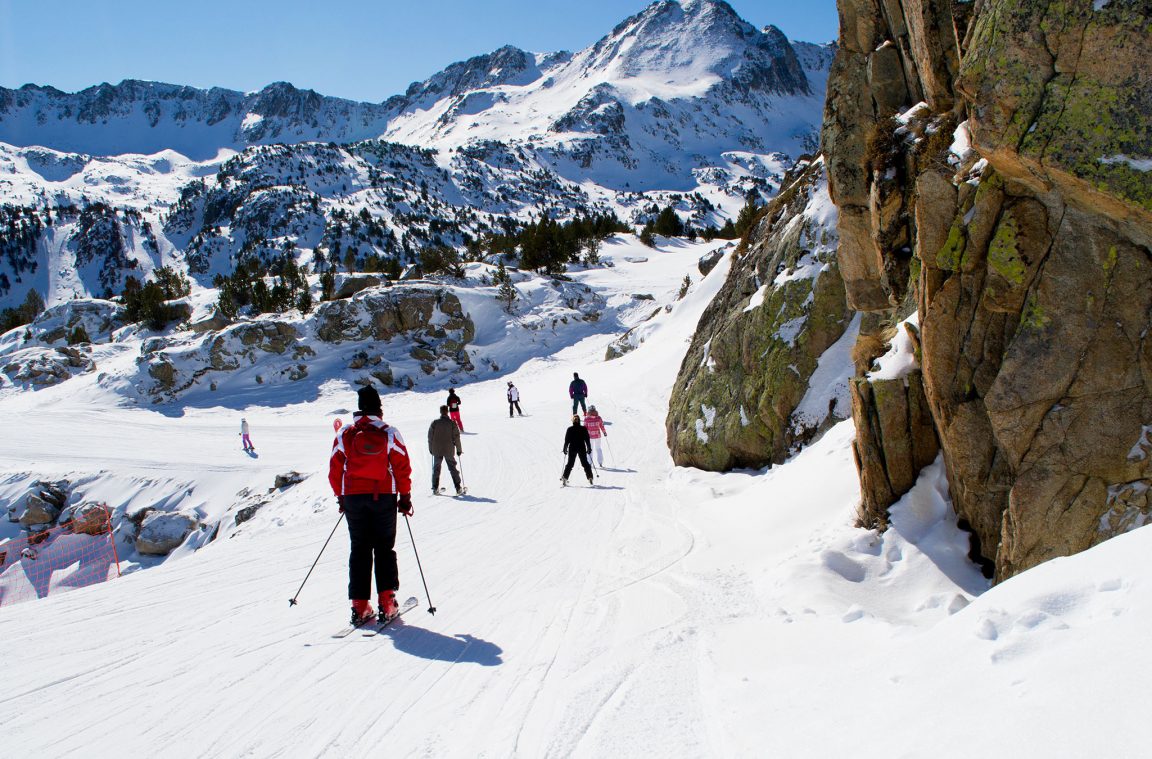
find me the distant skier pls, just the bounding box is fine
[569,372,589,415]
[447,388,464,431]
[507,381,523,417]
[328,385,413,626]
[428,405,464,496]
[584,406,608,468]
[240,418,255,452]
[561,414,594,486]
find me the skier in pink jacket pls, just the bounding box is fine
[583,406,608,468]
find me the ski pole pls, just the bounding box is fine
[458,453,465,486]
[288,512,344,607]
[404,514,437,615]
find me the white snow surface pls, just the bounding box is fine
[868,311,920,381]
[1,224,1150,757]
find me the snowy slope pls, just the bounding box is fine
[1,234,1147,757]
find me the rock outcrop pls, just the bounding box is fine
[2,345,96,386]
[135,511,199,555]
[667,160,853,469]
[824,0,1152,580]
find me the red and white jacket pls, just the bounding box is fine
[328,415,413,497]
[584,413,607,439]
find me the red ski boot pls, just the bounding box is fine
[378,591,399,623]
[350,599,376,626]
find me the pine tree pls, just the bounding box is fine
[494,262,517,312]
[639,224,656,248]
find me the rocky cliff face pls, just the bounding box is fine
[823,0,1152,580]
[666,159,854,469]
[670,0,1151,582]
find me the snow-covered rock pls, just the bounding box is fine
[135,511,199,555]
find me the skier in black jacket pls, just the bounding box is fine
[562,415,594,486]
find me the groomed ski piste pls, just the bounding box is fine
[1,237,1150,758]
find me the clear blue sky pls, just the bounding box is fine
[0,1,839,102]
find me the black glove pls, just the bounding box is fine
[337,496,345,514]
[397,493,414,517]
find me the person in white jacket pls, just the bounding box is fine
[240,418,254,452]
[507,382,523,417]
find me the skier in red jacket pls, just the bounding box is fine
[328,385,413,625]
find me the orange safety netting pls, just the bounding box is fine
[0,504,121,608]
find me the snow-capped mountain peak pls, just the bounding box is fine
[590,0,804,94]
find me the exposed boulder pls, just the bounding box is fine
[188,306,232,334]
[851,371,939,529]
[2,345,96,386]
[313,286,476,375]
[68,502,113,535]
[135,512,199,555]
[274,471,306,489]
[18,299,125,345]
[332,274,385,300]
[667,160,853,470]
[19,492,61,527]
[697,247,727,277]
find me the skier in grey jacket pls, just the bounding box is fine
[428,405,463,495]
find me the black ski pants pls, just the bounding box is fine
[343,493,398,600]
[509,400,522,417]
[563,449,593,480]
[571,396,587,414]
[432,454,461,491]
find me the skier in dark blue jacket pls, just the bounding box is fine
[569,372,588,415]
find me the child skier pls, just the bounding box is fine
[507,382,523,417]
[447,388,464,431]
[562,415,594,486]
[328,386,414,626]
[584,406,608,467]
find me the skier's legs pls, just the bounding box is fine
[578,451,593,480]
[590,438,604,467]
[577,397,587,414]
[343,496,376,600]
[370,494,399,592]
[450,411,464,431]
[432,456,444,490]
[563,451,578,478]
[514,401,523,415]
[242,433,253,450]
[445,455,461,489]
[509,401,514,418]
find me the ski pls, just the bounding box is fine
[432,487,445,496]
[331,596,419,638]
[362,596,419,636]
[331,615,379,639]
[455,487,468,497]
